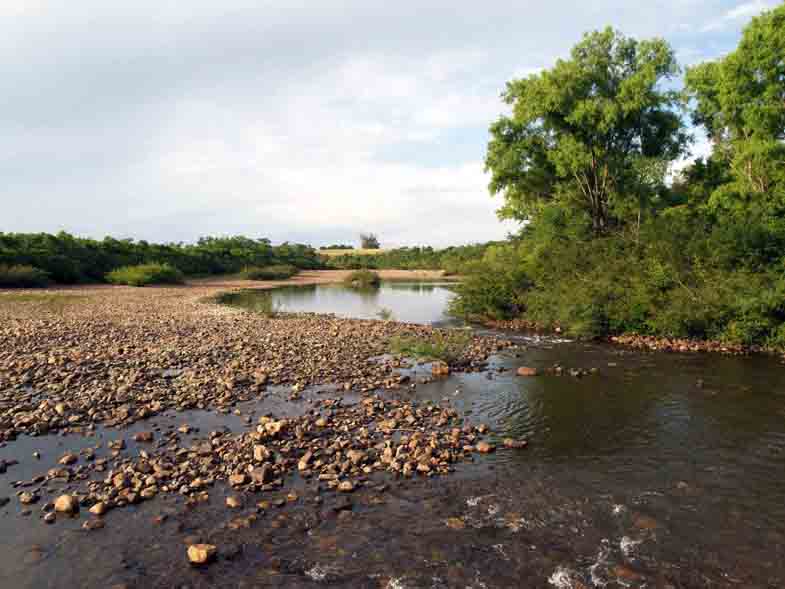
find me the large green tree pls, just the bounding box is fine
[486,28,688,235]
[685,4,785,215]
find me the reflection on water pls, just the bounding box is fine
[225,281,460,325]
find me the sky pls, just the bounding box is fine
[0,0,777,247]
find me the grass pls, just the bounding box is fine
[240,265,298,281]
[344,269,381,288]
[106,263,185,287]
[0,264,49,288]
[389,330,472,363]
[320,249,386,257]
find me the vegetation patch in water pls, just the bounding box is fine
[344,269,380,288]
[218,290,282,317]
[389,330,471,363]
[106,263,185,287]
[240,264,299,281]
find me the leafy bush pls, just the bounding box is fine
[240,265,298,281]
[106,263,185,287]
[0,264,49,288]
[389,331,472,363]
[0,232,323,283]
[344,269,380,288]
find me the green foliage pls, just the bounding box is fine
[451,18,785,349]
[0,264,49,288]
[319,244,354,250]
[327,243,496,273]
[685,4,785,213]
[0,232,323,284]
[486,27,687,235]
[344,269,381,288]
[240,265,298,281]
[389,331,472,363]
[106,263,185,287]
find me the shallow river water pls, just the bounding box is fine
[2,283,785,588]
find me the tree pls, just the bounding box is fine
[360,233,380,249]
[685,4,785,215]
[486,28,688,235]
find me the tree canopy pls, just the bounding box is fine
[486,27,688,235]
[685,3,785,216]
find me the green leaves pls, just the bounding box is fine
[685,4,785,210]
[487,28,687,234]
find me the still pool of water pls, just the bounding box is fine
[223,281,460,325]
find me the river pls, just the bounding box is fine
[2,282,785,587]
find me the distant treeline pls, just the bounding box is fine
[0,232,323,284]
[325,243,497,274]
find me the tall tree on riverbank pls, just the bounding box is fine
[685,3,785,217]
[486,28,688,235]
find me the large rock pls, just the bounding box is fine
[250,464,273,485]
[187,543,217,565]
[54,494,79,514]
[253,445,270,462]
[431,361,450,376]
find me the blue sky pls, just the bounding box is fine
[0,0,777,247]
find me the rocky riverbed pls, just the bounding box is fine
[0,272,527,586]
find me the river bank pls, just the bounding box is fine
[484,317,784,356]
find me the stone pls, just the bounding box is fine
[253,445,270,462]
[475,441,495,453]
[431,361,450,376]
[298,451,313,471]
[337,480,355,493]
[59,453,78,465]
[54,494,79,514]
[19,492,39,505]
[89,502,108,516]
[250,465,273,485]
[83,519,105,531]
[516,367,538,377]
[446,517,465,530]
[43,512,56,524]
[187,544,217,565]
[503,438,528,449]
[226,496,242,508]
[133,431,154,443]
[346,450,366,465]
[229,473,247,486]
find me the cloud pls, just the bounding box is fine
[700,0,776,32]
[0,1,766,246]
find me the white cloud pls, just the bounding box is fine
[0,1,766,246]
[700,0,776,32]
